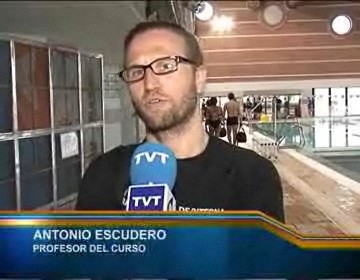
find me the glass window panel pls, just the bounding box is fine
[55,131,81,199]
[91,57,102,90]
[0,141,16,210]
[81,55,102,91]
[54,88,67,127]
[331,122,346,148]
[17,87,34,131]
[19,135,52,210]
[348,123,360,147]
[17,87,50,131]
[84,126,103,170]
[314,88,329,117]
[33,88,50,129]
[0,180,16,210]
[81,55,90,89]
[20,170,53,210]
[51,50,66,88]
[219,96,227,110]
[0,87,13,133]
[65,52,78,89]
[0,140,15,182]
[57,162,81,200]
[54,89,79,127]
[0,41,11,86]
[330,87,346,117]
[19,135,52,177]
[52,50,78,89]
[314,119,330,148]
[348,87,360,116]
[82,90,102,123]
[34,47,49,88]
[15,43,32,87]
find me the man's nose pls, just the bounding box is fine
[143,67,159,91]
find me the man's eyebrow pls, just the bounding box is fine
[125,63,144,68]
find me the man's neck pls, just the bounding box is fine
[145,112,209,159]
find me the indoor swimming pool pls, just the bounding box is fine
[252,116,360,183]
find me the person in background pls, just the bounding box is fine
[205,97,223,137]
[201,99,208,132]
[284,97,290,117]
[223,92,241,145]
[253,97,263,120]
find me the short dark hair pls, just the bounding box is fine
[123,21,203,67]
[228,92,235,100]
[210,97,217,106]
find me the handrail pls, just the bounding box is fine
[291,123,306,148]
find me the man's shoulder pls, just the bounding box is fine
[86,143,139,172]
[211,137,271,166]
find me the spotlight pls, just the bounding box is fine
[331,14,353,35]
[211,15,234,33]
[194,1,214,21]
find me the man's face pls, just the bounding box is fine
[125,29,206,133]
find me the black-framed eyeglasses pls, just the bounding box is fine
[118,55,196,83]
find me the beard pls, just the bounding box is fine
[132,85,198,134]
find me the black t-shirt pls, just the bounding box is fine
[76,136,285,223]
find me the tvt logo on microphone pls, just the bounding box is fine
[126,184,176,211]
[133,152,169,165]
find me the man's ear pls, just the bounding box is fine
[195,65,207,96]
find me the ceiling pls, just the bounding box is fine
[196,0,360,87]
[0,1,145,67]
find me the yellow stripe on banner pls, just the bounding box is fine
[0,211,360,249]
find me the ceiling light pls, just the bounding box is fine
[194,1,214,21]
[211,15,234,33]
[261,4,286,28]
[331,15,353,35]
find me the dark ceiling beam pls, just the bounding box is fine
[284,0,306,9]
[246,0,261,11]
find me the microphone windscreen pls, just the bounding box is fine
[130,142,177,189]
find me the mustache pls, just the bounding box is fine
[141,90,199,103]
[143,90,168,100]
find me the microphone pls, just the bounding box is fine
[125,142,177,211]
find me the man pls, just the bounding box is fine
[223,92,241,145]
[76,21,285,223]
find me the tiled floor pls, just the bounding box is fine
[275,151,360,236]
[282,178,347,236]
[237,126,360,236]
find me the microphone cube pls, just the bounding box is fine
[126,184,176,211]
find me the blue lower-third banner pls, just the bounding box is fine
[0,211,360,278]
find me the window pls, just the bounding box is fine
[52,50,80,128]
[0,41,11,86]
[0,140,15,211]
[0,88,12,133]
[330,87,346,117]
[348,87,360,116]
[15,43,50,131]
[19,135,53,209]
[82,55,102,123]
[55,131,81,200]
[0,42,12,133]
[314,88,329,117]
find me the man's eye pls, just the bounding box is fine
[156,61,176,72]
[129,68,143,78]
[161,63,174,70]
